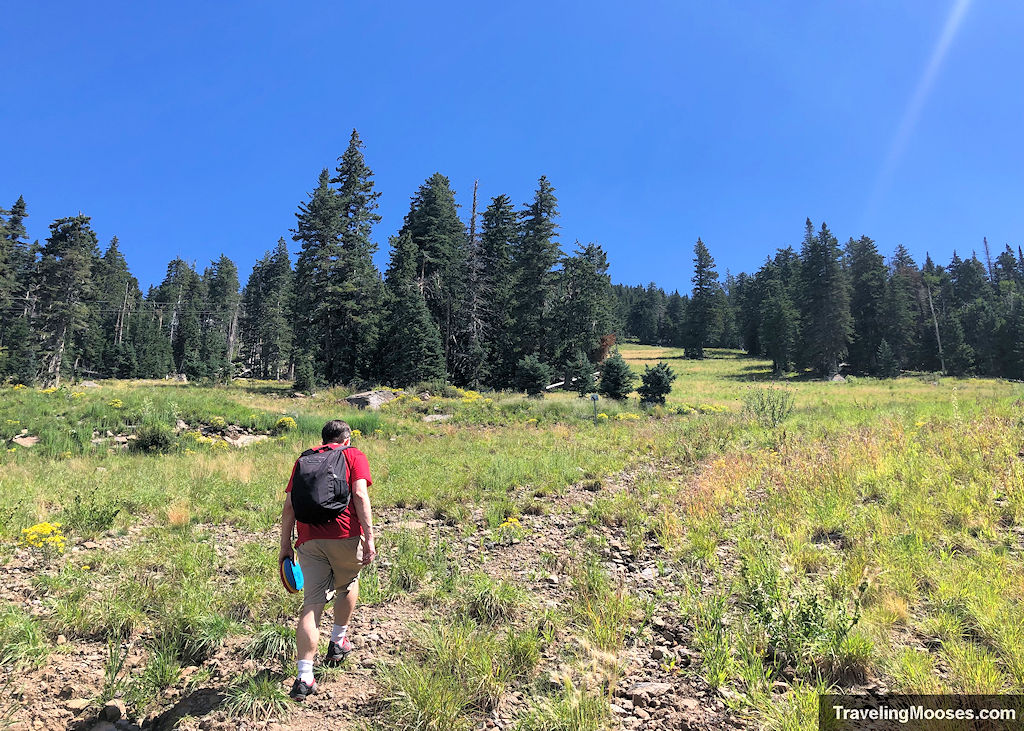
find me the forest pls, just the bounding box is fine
[1,130,1022,389]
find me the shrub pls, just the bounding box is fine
[638,362,676,405]
[598,352,636,400]
[740,554,864,679]
[563,351,595,396]
[741,387,795,428]
[273,416,297,434]
[61,492,121,534]
[516,355,553,396]
[132,421,175,452]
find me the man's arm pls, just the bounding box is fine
[279,493,296,562]
[350,478,376,565]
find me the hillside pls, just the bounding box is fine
[1,348,1022,730]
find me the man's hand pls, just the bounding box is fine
[360,534,376,565]
[279,543,294,563]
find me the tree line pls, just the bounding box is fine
[613,220,1024,379]
[1,131,1020,387]
[0,131,615,389]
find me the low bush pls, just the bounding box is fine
[741,387,795,428]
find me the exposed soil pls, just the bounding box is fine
[2,460,746,731]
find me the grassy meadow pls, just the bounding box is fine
[1,346,1022,730]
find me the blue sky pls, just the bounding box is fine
[3,1,1022,292]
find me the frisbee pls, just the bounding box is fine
[280,556,303,594]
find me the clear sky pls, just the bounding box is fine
[3,1,1022,293]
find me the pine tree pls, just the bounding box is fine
[564,350,595,395]
[380,232,445,386]
[552,243,613,380]
[36,215,100,386]
[515,354,553,396]
[240,239,293,379]
[511,177,560,363]
[638,362,676,405]
[685,238,720,359]
[198,254,239,381]
[598,351,636,400]
[876,339,900,378]
[846,236,887,373]
[758,274,799,375]
[292,168,344,383]
[156,258,203,377]
[132,289,173,378]
[330,130,384,382]
[885,245,921,369]
[479,194,518,386]
[799,220,852,377]
[400,173,467,375]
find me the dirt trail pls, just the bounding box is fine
[2,460,745,731]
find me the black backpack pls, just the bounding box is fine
[290,446,351,524]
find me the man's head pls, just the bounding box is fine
[322,420,352,445]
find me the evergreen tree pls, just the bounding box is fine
[799,220,852,377]
[638,362,676,405]
[380,232,445,386]
[292,169,344,383]
[885,245,921,369]
[685,238,720,359]
[627,283,663,344]
[156,258,203,377]
[552,243,613,380]
[515,354,553,395]
[400,173,467,374]
[598,351,636,400]
[846,236,887,373]
[36,215,100,386]
[198,254,240,381]
[564,350,595,395]
[511,176,560,362]
[662,291,687,348]
[240,239,293,379]
[758,275,799,375]
[479,194,518,386]
[132,290,173,378]
[330,130,384,382]
[876,339,900,378]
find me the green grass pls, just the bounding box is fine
[2,352,1023,729]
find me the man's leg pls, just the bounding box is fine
[333,583,358,627]
[296,603,323,662]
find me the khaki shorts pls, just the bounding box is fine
[295,537,363,608]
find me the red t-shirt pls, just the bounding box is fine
[285,443,373,546]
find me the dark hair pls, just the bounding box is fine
[322,420,351,444]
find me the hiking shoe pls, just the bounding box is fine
[324,636,353,665]
[289,677,317,701]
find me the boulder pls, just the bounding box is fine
[346,390,399,410]
[80,381,100,388]
[224,434,269,448]
[831,374,846,382]
[422,414,452,423]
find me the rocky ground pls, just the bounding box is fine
[2,461,748,731]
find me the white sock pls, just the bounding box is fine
[330,624,348,644]
[297,659,314,684]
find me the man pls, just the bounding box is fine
[279,419,376,700]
